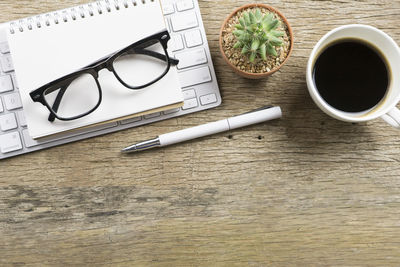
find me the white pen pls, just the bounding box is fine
[121,105,282,153]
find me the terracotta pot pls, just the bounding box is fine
[219,3,294,79]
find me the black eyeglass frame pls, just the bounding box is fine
[29,30,178,122]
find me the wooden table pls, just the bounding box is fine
[2,0,400,265]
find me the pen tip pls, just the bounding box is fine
[121,147,131,154]
[121,145,137,154]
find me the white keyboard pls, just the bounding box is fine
[0,0,221,160]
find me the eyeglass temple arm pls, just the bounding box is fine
[48,85,68,122]
[128,48,179,65]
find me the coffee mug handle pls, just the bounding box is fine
[381,107,400,128]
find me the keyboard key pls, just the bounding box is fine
[0,42,10,54]
[176,0,194,11]
[183,89,196,99]
[144,112,161,119]
[22,130,43,148]
[0,54,14,72]
[12,74,18,89]
[0,75,13,93]
[0,98,3,113]
[178,66,212,88]
[0,131,22,153]
[170,34,184,52]
[175,48,207,69]
[184,29,203,48]
[164,18,171,33]
[182,98,198,110]
[162,3,175,14]
[0,113,17,131]
[171,11,198,32]
[22,130,40,148]
[200,93,217,106]
[17,111,27,127]
[163,108,180,115]
[4,93,22,110]
[120,116,142,125]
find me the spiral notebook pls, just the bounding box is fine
[7,0,184,139]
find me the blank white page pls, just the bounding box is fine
[7,0,183,139]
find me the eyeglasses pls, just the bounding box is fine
[30,30,178,122]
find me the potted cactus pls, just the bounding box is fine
[219,4,293,79]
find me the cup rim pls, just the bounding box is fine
[306,24,400,122]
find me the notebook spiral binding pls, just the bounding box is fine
[9,0,154,34]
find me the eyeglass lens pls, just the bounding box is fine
[43,73,100,119]
[113,39,169,88]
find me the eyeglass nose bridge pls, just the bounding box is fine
[105,59,115,72]
[89,57,114,74]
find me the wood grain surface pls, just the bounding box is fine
[2,0,400,266]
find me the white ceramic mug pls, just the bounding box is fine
[306,24,400,128]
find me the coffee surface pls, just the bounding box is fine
[313,39,389,112]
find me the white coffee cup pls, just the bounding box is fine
[306,24,400,128]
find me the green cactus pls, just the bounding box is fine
[233,8,284,63]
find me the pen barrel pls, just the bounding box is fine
[159,106,282,147]
[159,120,230,146]
[228,106,282,129]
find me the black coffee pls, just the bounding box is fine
[313,38,390,112]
